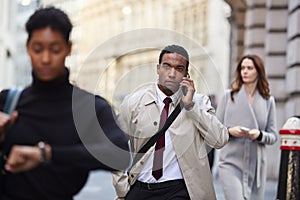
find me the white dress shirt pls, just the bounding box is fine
[137,84,183,183]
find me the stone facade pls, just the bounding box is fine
[225,0,300,127]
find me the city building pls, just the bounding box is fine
[41,0,230,108]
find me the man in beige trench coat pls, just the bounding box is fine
[112,45,229,200]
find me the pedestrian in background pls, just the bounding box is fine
[216,54,278,200]
[113,44,229,200]
[0,6,130,199]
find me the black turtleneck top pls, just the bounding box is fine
[0,69,130,200]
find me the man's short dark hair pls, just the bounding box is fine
[159,45,189,72]
[25,6,73,43]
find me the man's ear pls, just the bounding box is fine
[156,64,160,74]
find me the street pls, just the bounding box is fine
[74,170,278,200]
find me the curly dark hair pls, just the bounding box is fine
[230,54,270,101]
[25,6,73,43]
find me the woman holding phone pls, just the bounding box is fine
[216,55,278,200]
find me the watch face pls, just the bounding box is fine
[38,141,46,148]
[38,141,49,164]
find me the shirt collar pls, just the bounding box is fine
[155,82,181,106]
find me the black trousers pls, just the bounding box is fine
[125,179,190,200]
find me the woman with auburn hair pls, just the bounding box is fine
[216,55,278,200]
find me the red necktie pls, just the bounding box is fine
[152,97,172,180]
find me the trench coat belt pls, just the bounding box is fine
[134,179,185,190]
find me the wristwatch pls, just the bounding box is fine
[184,101,195,110]
[38,141,50,164]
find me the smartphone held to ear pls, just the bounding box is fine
[182,73,189,96]
[182,86,187,96]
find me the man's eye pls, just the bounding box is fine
[163,64,171,69]
[176,67,184,72]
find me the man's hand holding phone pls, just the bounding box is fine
[180,73,195,110]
